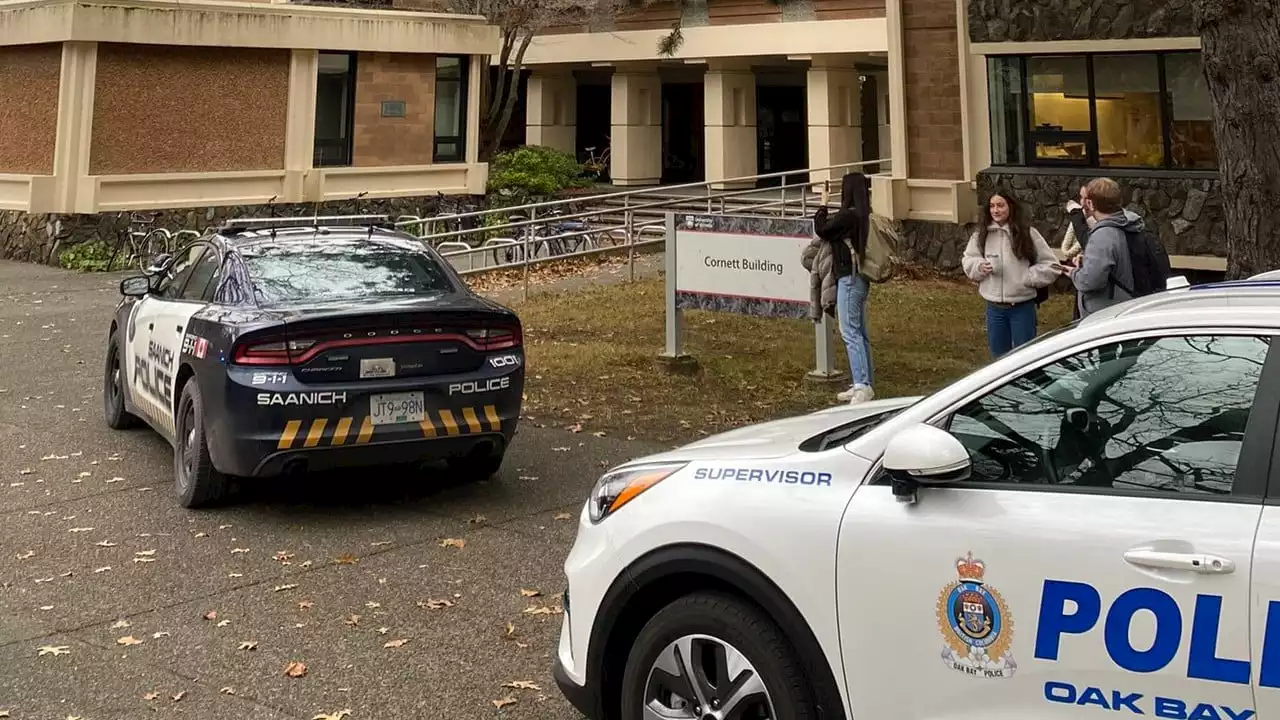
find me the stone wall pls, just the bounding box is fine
[895,169,1224,272]
[0,196,481,266]
[968,0,1196,43]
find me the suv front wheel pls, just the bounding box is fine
[619,592,818,720]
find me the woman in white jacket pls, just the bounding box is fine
[962,191,1063,358]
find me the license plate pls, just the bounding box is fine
[369,392,425,426]
[360,357,396,379]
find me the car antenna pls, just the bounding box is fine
[351,191,372,238]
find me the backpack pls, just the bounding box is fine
[857,213,900,283]
[1112,228,1172,298]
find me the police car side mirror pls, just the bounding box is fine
[883,423,972,504]
[120,276,151,297]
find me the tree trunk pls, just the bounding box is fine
[480,33,533,160]
[1193,0,1280,279]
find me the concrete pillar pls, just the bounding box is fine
[874,70,891,168]
[609,67,661,186]
[284,49,319,202]
[806,58,861,185]
[525,70,577,155]
[53,41,98,214]
[703,61,757,189]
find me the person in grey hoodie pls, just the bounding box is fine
[1068,177,1141,318]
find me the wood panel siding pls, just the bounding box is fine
[707,0,782,26]
[812,0,885,21]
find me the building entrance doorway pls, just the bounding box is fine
[756,85,807,187]
[576,83,611,180]
[662,83,704,184]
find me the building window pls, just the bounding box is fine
[987,51,1216,171]
[314,52,357,167]
[434,56,469,163]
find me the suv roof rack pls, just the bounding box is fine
[217,215,397,234]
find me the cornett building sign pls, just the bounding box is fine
[0,0,498,216]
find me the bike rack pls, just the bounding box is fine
[436,241,474,271]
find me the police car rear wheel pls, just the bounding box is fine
[174,381,228,508]
[103,331,141,430]
[620,592,816,720]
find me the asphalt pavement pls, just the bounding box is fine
[0,261,663,720]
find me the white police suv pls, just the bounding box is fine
[555,279,1280,720]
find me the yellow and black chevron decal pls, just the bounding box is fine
[276,405,503,450]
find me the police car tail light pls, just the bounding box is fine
[466,326,522,351]
[588,462,687,523]
[232,338,316,365]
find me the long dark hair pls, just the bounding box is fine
[976,190,1034,262]
[840,172,871,258]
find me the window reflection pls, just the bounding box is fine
[1027,56,1091,163]
[948,335,1269,497]
[434,56,467,162]
[1166,52,1218,169]
[1094,55,1164,168]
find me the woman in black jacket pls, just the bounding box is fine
[812,172,875,404]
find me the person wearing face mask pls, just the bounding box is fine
[962,190,1063,358]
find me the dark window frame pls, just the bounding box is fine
[314,51,359,168]
[433,55,470,163]
[988,50,1216,172]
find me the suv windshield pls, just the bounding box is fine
[239,238,455,305]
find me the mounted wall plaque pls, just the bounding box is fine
[380,100,407,118]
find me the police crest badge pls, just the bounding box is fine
[936,551,1016,678]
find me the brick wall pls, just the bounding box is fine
[91,44,289,174]
[0,44,61,175]
[901,0,964,180]
[353,53,436,167]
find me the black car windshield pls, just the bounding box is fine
[239,237,456,305]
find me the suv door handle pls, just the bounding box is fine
[1123,550,1235,574]
[175,325,183,333]
[148,322,154,331]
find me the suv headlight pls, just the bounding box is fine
[588,462,687,523]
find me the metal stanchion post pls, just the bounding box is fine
[625,195,635,283]
[523,207,534,302]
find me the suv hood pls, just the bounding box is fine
[624,396,923,465]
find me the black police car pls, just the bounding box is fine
[102,215,525,507]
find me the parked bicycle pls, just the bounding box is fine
[106,212,171,272]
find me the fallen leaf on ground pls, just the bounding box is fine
[383,638,410,648]
[522,605,562,615]
[152,631,170,639]
[333,554,359,565]
[274,551,295,561]
[370,541,391,547]
[505,622,516,637]
[284,661,308,678]
[230,548,249,555]
[37,645,70,656]
[553,512,573,521]
[194,532,208,538]
[202,611,217,621]
[467,514,487,524]
[344,615,361,626]
[492,697,518,709]
[220,687,235,695]
[143,692,160,701]
[94,540,116,547]
[135,549,156,556]
[171,691,185,702]
[216,620,231,628]
[93,566,111,573]
[15,550,34,560]
[298,600,315,610]
[132,557,155,563]
[107,476,123,484]
[39,605,53,611]
[68,527,93,533]
[376,627,389,635]
[503,680,542,691]
[592,431,607,438]
[439,538,465,549]
[238,641,258,651]
[116,635,143,646]
[519,588,541,598]
[311,710,350,720]
[417,598,453,610]
[219,524,233,530]
[111,619,130,629]
[567,423,583,433]
[274,584,298,592]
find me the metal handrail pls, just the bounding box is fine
[413,157,890,299]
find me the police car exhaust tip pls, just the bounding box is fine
[282,458,308,477]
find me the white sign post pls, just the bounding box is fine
[659,211,842,384]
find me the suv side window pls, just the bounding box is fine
[945,334,1270,497]
[156,244,208,299]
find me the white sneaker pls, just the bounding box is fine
[848,386,875,405]
[836,386,858,402]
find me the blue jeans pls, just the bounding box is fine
[837,274,874,387]
[985,300,1037,358]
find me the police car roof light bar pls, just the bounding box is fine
[218,215,396,234]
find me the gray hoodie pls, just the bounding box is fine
[1071,209,1144,317]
